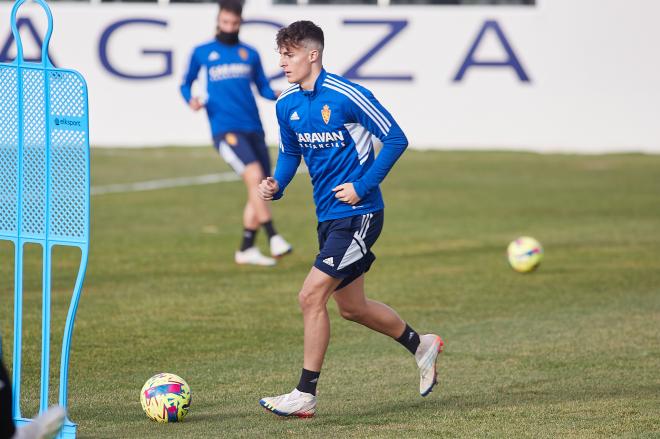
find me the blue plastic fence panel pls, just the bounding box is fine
[0,0,90,438]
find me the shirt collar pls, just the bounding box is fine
[302,68,327,98]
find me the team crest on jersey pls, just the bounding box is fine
[225,133,238,146]
[238,48,248,60]
[208,51,220,61]
[321,105,331,124]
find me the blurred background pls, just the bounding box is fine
[1,0,658,152]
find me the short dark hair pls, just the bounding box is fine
[276,21,324,51]
[218,0,243,17]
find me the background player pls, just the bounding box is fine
[180,0,291,266]
[257,21,444,417]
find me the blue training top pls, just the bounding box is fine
[180,39,277,136]
[273,69,408,222]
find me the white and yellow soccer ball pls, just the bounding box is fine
[507,236,543,273]
[140,373,191,422]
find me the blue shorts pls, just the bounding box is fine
[314,211,384,290]
[213,131,271,177]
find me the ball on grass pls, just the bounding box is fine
[507,236,543,273]
[140,373,191,423]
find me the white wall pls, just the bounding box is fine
[1,0,659,152]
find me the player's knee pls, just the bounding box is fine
[243,163,264,185]
[338,305,364,322]
[298,287,323,312]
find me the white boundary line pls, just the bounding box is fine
[91,172,239,196]
[91,168,307,196]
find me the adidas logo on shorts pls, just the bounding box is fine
[323,257,334,267]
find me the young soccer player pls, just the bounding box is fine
[180,0,291,266]
[257,21,444,417]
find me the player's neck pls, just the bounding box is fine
[299,65,323,92]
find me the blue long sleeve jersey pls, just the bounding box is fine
[180,40,277,135]
[273,69,408,222]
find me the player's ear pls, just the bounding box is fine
[309,49,319,63]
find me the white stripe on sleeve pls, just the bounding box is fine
[323,83,389,135]
[345,123,373,165]
[325,76,391,130]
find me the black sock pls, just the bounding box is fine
[240,228,257,251]
[296,368,320,396]
[0,360,16,438]
[396,323,421,355]
[262,220,278,239]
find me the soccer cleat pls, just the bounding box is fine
[235,247,276,266]
[13,405,66,439]
[259,388,316,418]
[415,334,444,397]
[270,234,293,258]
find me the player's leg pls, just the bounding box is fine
[299,267,343,372]
[259,267,341,418]
[215,132,275,266]
[241,192,259,231]
[260,215,348,417]
[234,166,276,266]
[333,275,444,396]
[12,406,66,439]
[1,355,66,439]
[242,162,292,261]
[247,132,292,257]
[261,213,386,418]
[331,211,444,397]
[242,162,271,226]
[332,274,405,338]
[0,356,16,439]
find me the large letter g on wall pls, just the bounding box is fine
[99,18,172,80]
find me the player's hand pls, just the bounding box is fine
[189,97,205,111]
[332,183,361,206]
[258,177,280,200]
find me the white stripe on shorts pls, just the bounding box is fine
[338,213,372,270]
[219,141,246,175]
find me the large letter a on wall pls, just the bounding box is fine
[454,20,530,82]
[0,17,57,65]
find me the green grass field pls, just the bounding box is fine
[1,147,659,438]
